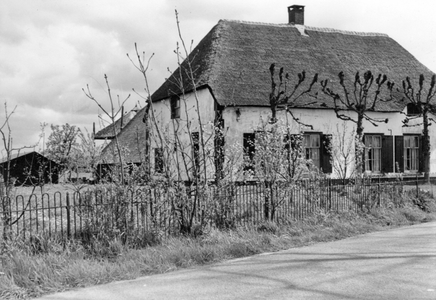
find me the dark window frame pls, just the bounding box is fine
[406,103,420,116]
[154,148,164,174]
[170,95,180,119]
[192,132,200,175]
[243,132,256,172]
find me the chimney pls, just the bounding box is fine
[288,5,304,25]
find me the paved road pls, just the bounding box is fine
[36,222,436,300]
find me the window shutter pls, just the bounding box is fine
[419,135,424,173]
[321,134,332,173]
[381,135,393,173]
[361,136,366,172]
[394,136,404,173]
[214,117,225,181]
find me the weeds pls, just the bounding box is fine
[0,192,435,299]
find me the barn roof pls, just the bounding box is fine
[0,151,56,165]
[94,107,139,140]
[99,106,148,164]
[151,19,434,112]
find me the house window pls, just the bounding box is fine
[243,133,256,172]
[404,135,419,172]
[365,135,382,172]
[154,148,164,173]
[283,133,332,173]
[170,95,180,119]
[192,132,200,173]
[406,103,420,116]
[303,134,320,168]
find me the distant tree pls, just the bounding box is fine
[400,74,436,181]
[320,71,394,174]
[84,75,131,185]
[78,128,102,173]
[45,123,80,173]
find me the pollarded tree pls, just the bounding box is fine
[268,64,320,178]
[320,71,394,174]
[400,74,436,181]
[269,63,318,127]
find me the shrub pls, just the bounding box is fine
[405,189,435,212]
[257,221,279,234]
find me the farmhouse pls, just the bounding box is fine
[101,5,435,180]
[0,151,59,186]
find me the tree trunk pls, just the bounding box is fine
[355,114,364,175]
[422,111,430,182]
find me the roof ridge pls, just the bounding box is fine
[220,19,389,37]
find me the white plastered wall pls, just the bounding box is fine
[222,105,436,178]
[149,88,436,179]
[150,88,216,181]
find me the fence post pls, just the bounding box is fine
[264,182,270,221]
[66,193,71,239]
[377,176,381,207]
[328,179,332,210]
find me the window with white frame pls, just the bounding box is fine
[303,134,320,168]
[364,135,381,172]
[404,135,419,172]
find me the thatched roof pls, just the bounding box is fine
[94,108,139,140]
[106,18,434,164]
[151,20,434,112]
[99,106,148,164]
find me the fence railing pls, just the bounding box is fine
[0,177,432,241]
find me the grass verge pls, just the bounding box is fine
[1,201,436,299]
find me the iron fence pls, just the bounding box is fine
[0,176,432,241]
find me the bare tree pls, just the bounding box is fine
[83,75,130,184]
[400,74,436,181]
[320,71,394,173]
[78,128,102,175]
[247,120,308,220]
[126,11,228,234]
[329,122,356,180]
[0,103,40,240]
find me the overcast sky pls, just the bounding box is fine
[1,0,436,154]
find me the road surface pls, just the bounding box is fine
[35,221,436,300]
